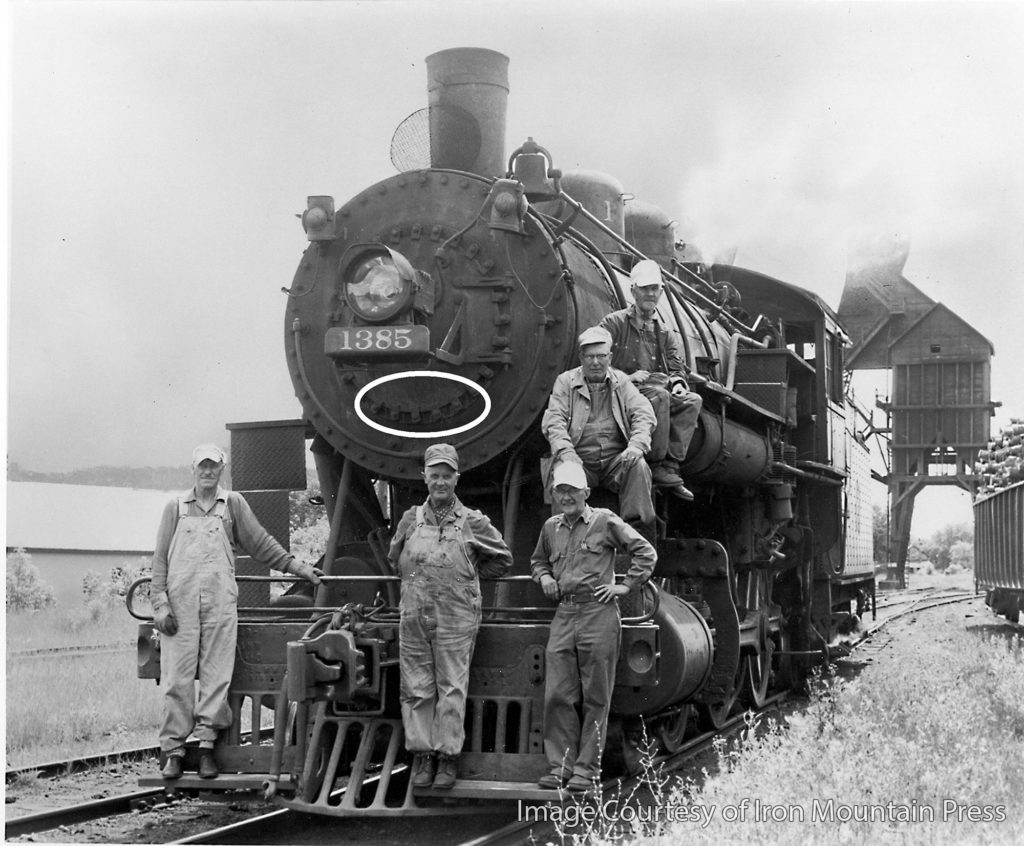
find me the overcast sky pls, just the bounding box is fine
[7,0,1024,534]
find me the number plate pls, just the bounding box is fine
[324,325,430,359]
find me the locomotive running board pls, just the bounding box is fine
[415,779,588,803]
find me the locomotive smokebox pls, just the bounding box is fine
[426,48,509,177]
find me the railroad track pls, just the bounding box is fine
[7,643,135,660]
[4,787,175,839]
[5,744,161,783]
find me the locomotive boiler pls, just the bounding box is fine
[133,47,876,813]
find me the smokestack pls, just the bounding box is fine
[425,48,509,178]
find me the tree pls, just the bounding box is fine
[949,540,974,572]
[919,522,973,571]
[6,548,56,612]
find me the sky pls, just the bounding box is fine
[7,0,1024,538]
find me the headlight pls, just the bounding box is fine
[344,248,416,323]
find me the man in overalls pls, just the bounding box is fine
[150,444,322,780]
[600,259,703,501]
[531,460,656,793]
[388,444,513,790]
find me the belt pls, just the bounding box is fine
[560,592,598,604]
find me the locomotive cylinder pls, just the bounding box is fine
[683,408,773,485]
[611,591,713,715]
[426,48,509,177]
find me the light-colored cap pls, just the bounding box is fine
[424,443,459,470]
[578,325,614,348]
[630,259,663,288]
[192,443,226,466]
[551,461,588,489]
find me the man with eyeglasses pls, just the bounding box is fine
[530,460,656,793]
[541,326,657,536]
[599,259,703,501]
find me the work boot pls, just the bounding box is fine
[161,751,184,780]
[651,463,694,501]
[411,753,436,788]
[537,771,568,789]
[197,751,219,779]
[565,774,593,793]
[432,755,458,790]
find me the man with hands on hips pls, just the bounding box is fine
[531,461,657,792]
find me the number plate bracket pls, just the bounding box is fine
[324,325,431,360]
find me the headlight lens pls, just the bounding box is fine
[345,252,415,323]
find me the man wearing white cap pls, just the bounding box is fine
[531,461,656,792]
[388,443,512,790]
[541,325,658,534]
[599,258,703,501]
[151,444,323,780]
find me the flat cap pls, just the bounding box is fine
[424,443,459,470]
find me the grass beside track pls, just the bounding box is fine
[587,597,1024,845]
[6,610,162,768]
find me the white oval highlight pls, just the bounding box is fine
[354,370,492,438]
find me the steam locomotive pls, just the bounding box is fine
[134,47,875,813]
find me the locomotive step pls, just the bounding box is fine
[139,773,293,792]
[414,778,599,802]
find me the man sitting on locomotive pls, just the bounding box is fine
[599,259,703,501]
[388,443,513,790]
[151,444,323,780]
[531,460,656,792]
[541,325,658,538]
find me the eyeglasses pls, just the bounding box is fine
[581,353,610,362]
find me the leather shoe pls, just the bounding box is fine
[537,772,567,789]
[432,755,458,790]
[197,752,219,779]
[411,753,436,788]
[161,754,183,780]
[664,482,694,501]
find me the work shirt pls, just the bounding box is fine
[576,381,627,464]
[542,366,656,460]
[151,486,296,612]
[530,505,656,596]
[388,496,513,581]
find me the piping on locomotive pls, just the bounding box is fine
[131,47,876,812]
